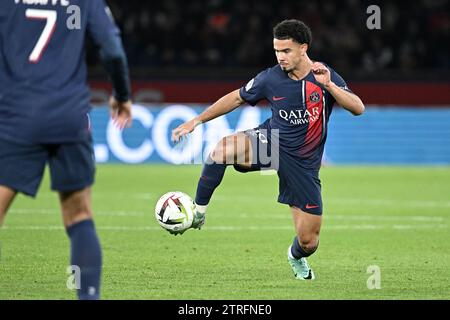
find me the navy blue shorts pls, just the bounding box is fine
[0,137,95,197]
[236,126,322,215]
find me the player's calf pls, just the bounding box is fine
[60,188,102,300]
[195,133,252,214]
[66,219,102,299]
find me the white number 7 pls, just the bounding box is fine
[25,9,57,63]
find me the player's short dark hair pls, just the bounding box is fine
[273,19,312,45]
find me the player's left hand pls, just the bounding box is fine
[109,96,132,129]
[312,62,332,88]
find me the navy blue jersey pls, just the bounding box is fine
[0,0,120,143]
[239,64,351,170]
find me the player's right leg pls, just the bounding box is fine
[59,187,93,228]
[0,186,17,227]
[192,132,253,229]
[59,187,101,300]
[49,140,101,300]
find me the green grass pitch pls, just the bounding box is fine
[0,165,449,299]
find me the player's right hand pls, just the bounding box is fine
[109,96,132,130]
[171,118,202,143]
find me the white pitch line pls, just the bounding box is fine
[327,198,450,209]
[18,192,450,213]
[2,224,447,232]
[325,215,445,222]
[8,208,144,216]
[8,208,447,223]
[7,208,445,223]
[21,191,450,208]
[212,195,450,208]
[220,213,446,222]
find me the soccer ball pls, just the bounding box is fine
[155,191,195,234]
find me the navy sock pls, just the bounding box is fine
[195,156,228,205]
[291,236,317,259]
[66,219,102,300]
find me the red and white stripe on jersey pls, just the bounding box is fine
[299,81,325,157]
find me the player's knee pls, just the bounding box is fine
[299,238,319,254]
[210,135,249,166]
[209,150,224,164]
[211,137,237,164]
[61,202,93,227]
[209,138,227,164]
[63,210,93,228]
[60,188,93,225]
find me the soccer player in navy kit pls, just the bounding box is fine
[172,20,364,279]
[0,0,131,298]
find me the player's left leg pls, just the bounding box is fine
[0,138,48,226]
[0,186,17,227]
[288,206,322,280]
[193,132,253,228]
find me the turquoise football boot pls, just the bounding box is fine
[287,246,315,280]
[191,210,205,229]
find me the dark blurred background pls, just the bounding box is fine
[85,0,450,164]
[87,0,449,81]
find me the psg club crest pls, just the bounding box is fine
[309,91,320,103]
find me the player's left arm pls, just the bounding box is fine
[312,62,365,116]
[87,0,132,128]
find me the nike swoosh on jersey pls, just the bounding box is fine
[272,96,286,101]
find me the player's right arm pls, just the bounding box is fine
[172,69,268,142]
[171,89,244,142]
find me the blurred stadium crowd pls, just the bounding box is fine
[91,0,449,79]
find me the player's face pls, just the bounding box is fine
[273,38,306,73]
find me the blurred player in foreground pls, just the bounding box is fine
[0,0,132,298]
[172,19,364,279]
